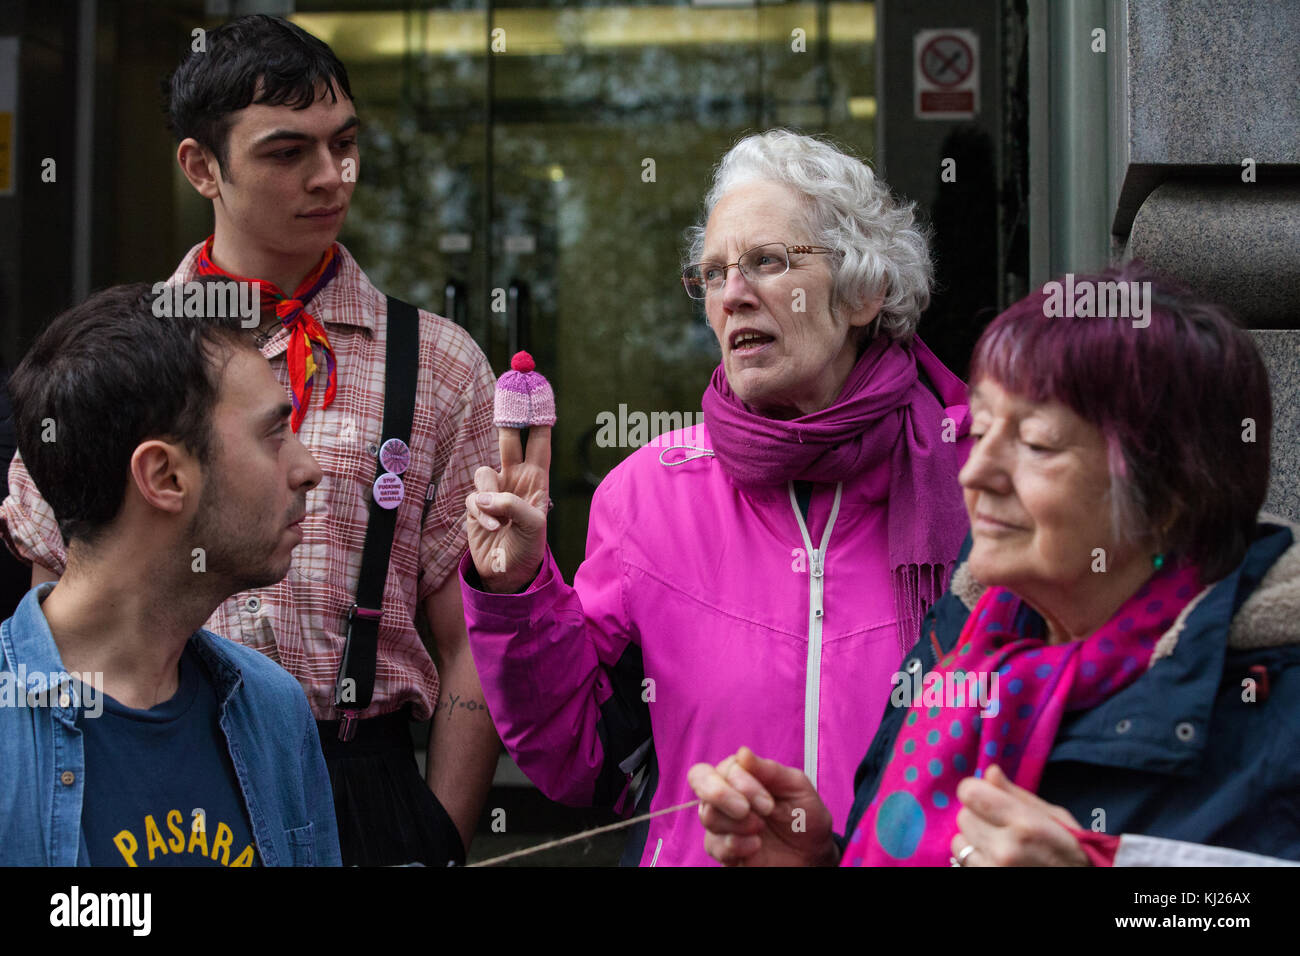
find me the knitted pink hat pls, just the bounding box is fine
[494,351,556,429]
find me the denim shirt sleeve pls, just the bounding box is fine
[299,698,341,866]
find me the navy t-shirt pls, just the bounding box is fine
[77,642,260,866]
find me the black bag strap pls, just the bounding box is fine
[333,295,420,738]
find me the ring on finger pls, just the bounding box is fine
[955,843,977,867]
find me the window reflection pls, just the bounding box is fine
[295,0,876,574]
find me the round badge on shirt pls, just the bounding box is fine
[379,438,410,476]
[373,472,405,509]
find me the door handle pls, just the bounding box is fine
[443,279,467,327]
[507,279,531,355]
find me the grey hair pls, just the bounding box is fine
[685,129,933,341]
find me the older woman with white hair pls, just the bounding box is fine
[459,130,971,866]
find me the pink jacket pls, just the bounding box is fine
[460,421,969,867]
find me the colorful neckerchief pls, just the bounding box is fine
[195,236,340,432]
[841,562,1201,867]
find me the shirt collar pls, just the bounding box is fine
[187,630,245,704]
[3,582,68,682]
[1,583,244,710]
[171,239,378,334]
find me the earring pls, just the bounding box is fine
[1152,514,1177,572]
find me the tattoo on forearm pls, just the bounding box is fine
[440,692,486,720]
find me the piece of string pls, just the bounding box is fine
[466,798,702,867]
[658,445,715,467]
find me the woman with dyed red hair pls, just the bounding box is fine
[691,264,1300,866]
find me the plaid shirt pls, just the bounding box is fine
[1,242,498,721]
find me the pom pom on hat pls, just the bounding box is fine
[494,351,556,429]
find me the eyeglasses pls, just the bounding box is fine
[681,242,835,300]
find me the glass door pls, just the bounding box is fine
[294,0,878,576]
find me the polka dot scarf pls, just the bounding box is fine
[842,562,1201,866]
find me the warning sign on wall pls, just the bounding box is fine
[914,29,979,120]
[0,37,17,196]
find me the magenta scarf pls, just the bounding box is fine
[841,562,1201,866]
[702,334,970,653]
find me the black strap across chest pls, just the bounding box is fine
[332,295,420,736]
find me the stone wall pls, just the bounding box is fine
[1114,0,1298,522]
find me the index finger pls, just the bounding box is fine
[523,425,551,472]
[721,760,776,817]
[984,764,1042,804]
[956,773,1021,827]
[687,762,751,821]
[499,426,524,469]
[985,765,1083,829]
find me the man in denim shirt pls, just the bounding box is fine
[0,283,340,866]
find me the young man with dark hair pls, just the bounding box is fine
[0,283,338,866]
[2,15,500,866]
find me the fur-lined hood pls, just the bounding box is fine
[946,516,1300,653]
[1226,516,1300,649]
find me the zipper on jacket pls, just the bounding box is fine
[788,481,843,789]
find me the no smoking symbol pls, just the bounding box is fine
[921,35,973,88]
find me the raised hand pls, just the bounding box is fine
[465,425,551,594]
